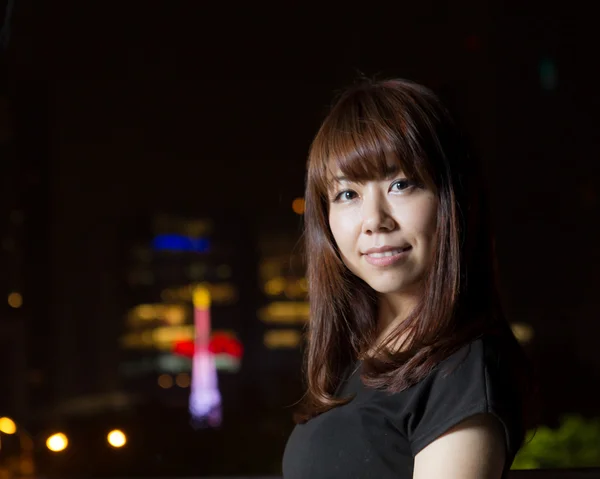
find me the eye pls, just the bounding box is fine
[333,190,358,202]
[390,179,414,193]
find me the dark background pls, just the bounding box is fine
[0,0,599,476]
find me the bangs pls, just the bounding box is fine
[308,84,436,197]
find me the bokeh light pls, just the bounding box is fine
[176,373,191,388]
[107,429,127,448]
[158,374,173,389]
[0,417,17,434]
[510,322,535,344]
[264,277,285,296]
[7,292,22,308]
[292,197,305,215]
[46,433,68,452]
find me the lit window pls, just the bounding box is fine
[258,302,310,324]
[264,277,285,296]
[264,329,302,349]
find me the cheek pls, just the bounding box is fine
[328,212,340,242]
[407,196,438,245]
[328,211,355,256]
[328,207,349,235]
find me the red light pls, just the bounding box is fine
[209,333,243,358]
[172,335,243,359]
[173,340,195,358]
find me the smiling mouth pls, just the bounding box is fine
[365,246,411,258]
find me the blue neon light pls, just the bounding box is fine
[152,234,210,253]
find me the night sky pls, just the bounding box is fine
[4,0,600,426]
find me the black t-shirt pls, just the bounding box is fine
[282,333,525,478]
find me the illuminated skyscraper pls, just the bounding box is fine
[189,285,221,426]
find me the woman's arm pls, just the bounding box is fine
[413,413,506,479]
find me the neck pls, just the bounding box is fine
[373,291,419,351]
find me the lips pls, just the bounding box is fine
[363,245,411,257]
[362,245,412,267]
[365,246,411,258]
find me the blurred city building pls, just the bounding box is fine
[255,230,306,408]
[38,212,306,476]
[118,213,255,420]
[117,213,306,415]
[0,0,50,426]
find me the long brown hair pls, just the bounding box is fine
[300,78,523,420]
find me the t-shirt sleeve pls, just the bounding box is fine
[404,336,525,462]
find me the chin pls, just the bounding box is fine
[357,267,426,295]
[346,263,423,296]
[364,278,411,295]
[373,286,408,295]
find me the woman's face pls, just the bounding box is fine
[328,164,438,297]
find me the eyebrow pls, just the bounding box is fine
[332,164,402,183]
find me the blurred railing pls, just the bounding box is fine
[510,470,600,478]
[105,472,600,479]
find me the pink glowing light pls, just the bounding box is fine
[189,286,222,427]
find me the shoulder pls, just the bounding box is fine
[403,331,526,462]
[413,412,507,479]
[437,331,523,394]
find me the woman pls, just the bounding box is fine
[282,79,530,478]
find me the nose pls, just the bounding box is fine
[361,191,396,234]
